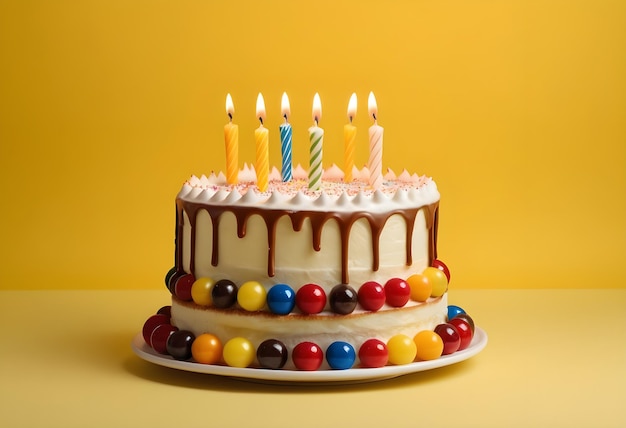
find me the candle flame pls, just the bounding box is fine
[281,92,290,120]
[312,93,322,124]
[368,91,378,121]
[256,93,266,124]
[347,93,357,121]
[225,93,234,119]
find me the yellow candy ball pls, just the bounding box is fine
[223,337,255,368]
[414,330,444,361]
[191,333,223,365]
[237,281,267,312]
[407,273,432,302]
[423,267,448,297]
[191,277,215,306]
[387,334,417,365]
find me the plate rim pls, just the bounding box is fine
[131,327,487,383]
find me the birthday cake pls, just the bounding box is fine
[140,93,476,371]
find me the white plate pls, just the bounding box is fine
[131,327,487,384]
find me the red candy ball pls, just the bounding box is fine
[295,284,327,314]
[157,305,171,318]
[174,273,195,301]
[358,339,389,368]
[384,278,411,307]
[454,313,475,333]
[449,317,473,350]
[292,342,324,371]
[432,259,451,282]
[358,281,386,311]
[142,314,170,344]
[150,323,178,354]
[434,323,461,355]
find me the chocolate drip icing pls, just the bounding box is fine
[175,198,439,285]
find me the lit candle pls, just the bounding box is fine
[255,93,269,192]
[344,93,357,182]
[279,92,293,182]
[367,92,384,190]
[224,94,239,185]
[308,93,324,191]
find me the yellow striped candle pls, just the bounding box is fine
[224,94,239,185]
[255,93,269,192]
[367,92,384,190]
[308,93,324,191]
[344,93,357,182]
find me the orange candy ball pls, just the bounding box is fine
[414,330,444,361]
[407,273,432,302]
[191,333,223,364]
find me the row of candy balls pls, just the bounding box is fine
[164,259,451,315]
[142,304,474,370]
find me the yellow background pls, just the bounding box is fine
[0,0,624,290]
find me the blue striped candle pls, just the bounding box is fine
[279,123,293,182]
[279,93,293,182]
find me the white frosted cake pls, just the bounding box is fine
[141,165,474,370]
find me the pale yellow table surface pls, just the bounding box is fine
[1,289,624,428]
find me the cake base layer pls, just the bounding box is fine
[171,293,448,369]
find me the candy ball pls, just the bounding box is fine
[413,330,444,361]
[142,314,170,344]
[431,259,451,282]
[454,313,475,333]
[223,337,255,368]
[295,284,326,315]
[166,330,195,360]
[357,281,386,311]
[150,324,178,354]
[434,323,461,355]
[266,284,296,315]
[449,317,473,350]
[384,278,411,307]
[191,277,215,306]
[447,305,466,321]
[423,267,448,297]
[237,281,267,312]
[256,339,288,369]
[164,267,177,289]
[174,273,195,301]
[292,342,324,371]
[211,279,238,308]
[191,333,223,364]
[329,284,358,315]
[407,273,432,302]
[358,339,389,368]
[156,305,171,318]
[326,341,356,370]
[167,270,185,294]
[387,334,417,365]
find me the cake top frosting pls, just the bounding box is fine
[177,164,439,213]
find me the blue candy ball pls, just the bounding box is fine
[447,305,466,321]
[267,284,296,315]
[326,341,356,370]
